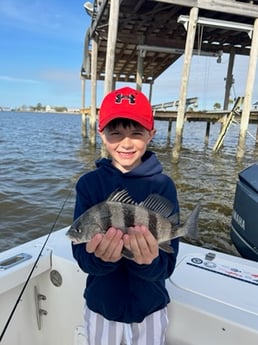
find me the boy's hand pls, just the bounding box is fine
[123,225,159,265]
[86,227,123,262]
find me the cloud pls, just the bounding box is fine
[0,75,40,84]
[31,68,81,97]
[0,0,42,28]
[39,69,80,83]
[0,0,87,42]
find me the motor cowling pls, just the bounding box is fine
[230,163,258,261]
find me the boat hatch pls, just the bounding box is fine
[0,253,32,270]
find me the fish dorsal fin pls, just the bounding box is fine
[140,194,175,219]
[107,189,136,205]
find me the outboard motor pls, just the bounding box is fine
[230,163,258,261]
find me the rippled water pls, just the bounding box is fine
[1,111,258,254]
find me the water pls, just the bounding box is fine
[1,111,258,255]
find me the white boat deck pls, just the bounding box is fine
[0,228,257,345]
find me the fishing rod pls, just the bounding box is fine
[0,183,75,343]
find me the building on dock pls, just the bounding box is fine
[80,0,258,160]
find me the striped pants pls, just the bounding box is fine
[84,304,168,345]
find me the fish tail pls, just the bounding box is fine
[181,202,201,239]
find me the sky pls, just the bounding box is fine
[0,0,258,110]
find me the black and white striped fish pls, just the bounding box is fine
[66,189,200,259]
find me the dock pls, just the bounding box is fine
[80,108,258,124]
[153,110,258,124]
[81,100,258,152]
[80,1,258,160]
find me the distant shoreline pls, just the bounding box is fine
[0,110,81,115]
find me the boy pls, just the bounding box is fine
[72,86,179,345]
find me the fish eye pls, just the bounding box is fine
[76,227,82,233]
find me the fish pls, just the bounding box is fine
[66,189,200,259]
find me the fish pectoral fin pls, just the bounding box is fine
[122,247,134,259]
[159,242,173,253]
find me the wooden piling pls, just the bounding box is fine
[237,18,258,160]
[81,78,87,138]
[167,120,173,145]
[89,35,98,145]
[136,38,144,90]
[172,7,199,161]
[223,51,235,111]
[103,0,119,96]
[205,122,210,146]
[213,97,244,152]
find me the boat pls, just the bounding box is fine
[1,226,258,345]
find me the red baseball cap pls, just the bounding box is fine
[98,87,154,131]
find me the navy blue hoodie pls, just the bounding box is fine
[72,151,179,323]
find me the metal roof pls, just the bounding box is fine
[82,0,258,83]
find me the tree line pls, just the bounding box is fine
[17,103,68,112]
